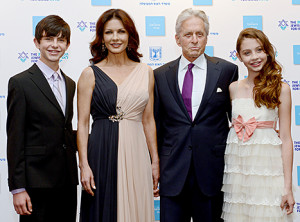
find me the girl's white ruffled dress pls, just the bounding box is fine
[222,98,289,222]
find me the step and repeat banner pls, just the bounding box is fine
[0,0,299,221]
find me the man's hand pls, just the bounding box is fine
[13,191,32,215]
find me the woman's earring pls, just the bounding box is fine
[102,43,106,52]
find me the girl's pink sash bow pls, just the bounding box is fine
[232,115,276,142]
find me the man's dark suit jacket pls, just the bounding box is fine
[6,64,78,191]
[154,55,238,197]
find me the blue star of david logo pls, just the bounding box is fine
[229,50,237,61]
[77,21,88,32]
[18,51,29,63]
[278,19,288,30]
[283,79,290,86]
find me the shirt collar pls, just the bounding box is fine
[179,53,206,71]
[36,60,62,80]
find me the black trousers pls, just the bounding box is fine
[20,185,77,222]
[160,164,223,222]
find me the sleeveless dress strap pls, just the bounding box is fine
[235,80,240,96]
[231,80,240,100]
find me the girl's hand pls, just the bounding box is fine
[281,191,295,215]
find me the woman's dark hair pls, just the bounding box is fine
[90,9,142,64]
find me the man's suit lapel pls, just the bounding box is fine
[194,55,221,121]
[165,57,191,121]
[29,64,65,116]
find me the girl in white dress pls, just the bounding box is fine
[222,28,295,222]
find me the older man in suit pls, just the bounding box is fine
[154,8,239,222]
[7,15,78,222]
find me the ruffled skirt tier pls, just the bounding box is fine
[222,129,288,222]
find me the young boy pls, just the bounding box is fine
[7,15,78,222]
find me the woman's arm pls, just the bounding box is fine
[278,82,295,214]
[77,67,96,196]
[142,66,160,197]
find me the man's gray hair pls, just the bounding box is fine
[175,8,209,36]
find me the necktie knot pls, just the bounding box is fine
[188,63,194,71]
[52,72,60,81]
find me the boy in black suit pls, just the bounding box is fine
[7,15,78,222]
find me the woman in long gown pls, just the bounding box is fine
[222,28,295,221]
[77,9,159,222]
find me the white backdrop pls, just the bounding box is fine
[0,0,299,221]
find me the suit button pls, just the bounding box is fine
[191,123,195,127]
[62,144,67,149]
[188,145,192,150]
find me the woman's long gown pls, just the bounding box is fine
[80,63,154,222]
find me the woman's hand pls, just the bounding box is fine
[80,164,96,196]
[152,161,160,197]
[77,67,96,196]
[281,191,295,215]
